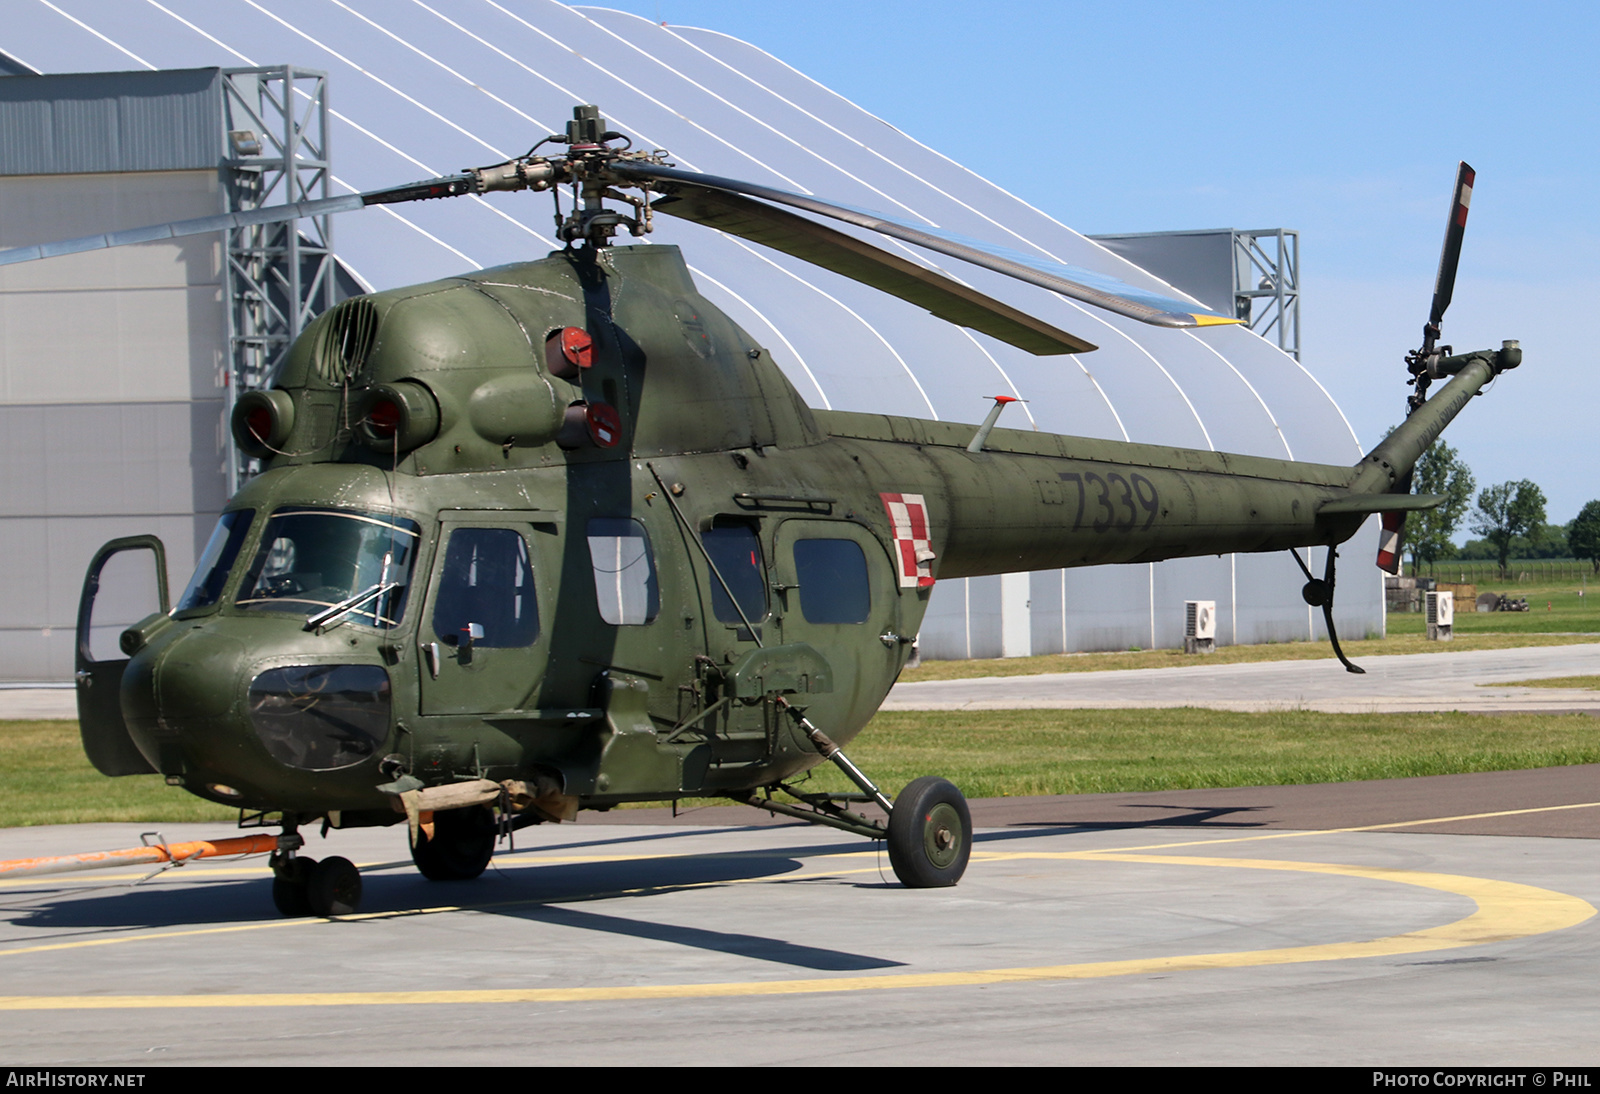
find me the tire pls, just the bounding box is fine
[886,777,971,888]
[307,855,362,917]
[411,806,497,881]
[272,856,316,917]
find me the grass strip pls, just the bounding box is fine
[1493,676,1600,691]
[0,721,237,829]
[792,708,1600,800]
[8,710,1597,827]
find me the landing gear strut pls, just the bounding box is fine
[744,698,974,889]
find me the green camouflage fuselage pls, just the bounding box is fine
[79,244,1493,824]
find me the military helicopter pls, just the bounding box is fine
[8,107,1513,917]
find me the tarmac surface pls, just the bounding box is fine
[2,765,1599,1066]
[885,642,1600,714]
[4,646,1599,1065]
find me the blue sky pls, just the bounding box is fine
[595,0,1600,529]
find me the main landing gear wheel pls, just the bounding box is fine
[886,776,972,888]
[272,856,316,917]
[307,856,362,916]
[412,806,497,881]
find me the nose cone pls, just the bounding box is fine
[123,623,397,812]
[121,627,249,779]
[158,632,250,718]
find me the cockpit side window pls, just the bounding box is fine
[793,538,870,623]
[431,528,539,648]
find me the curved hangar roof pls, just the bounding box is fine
[2,2,1375,657]
[1,0,1358,465]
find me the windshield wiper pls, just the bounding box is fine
[304,582,400,631]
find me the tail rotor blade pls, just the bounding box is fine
[1406,163,1476,412]
[1429,161,1475,328]
[1376,510,1407,575]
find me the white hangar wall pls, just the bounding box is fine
[0,1,1380,670]
[0,66,234,683]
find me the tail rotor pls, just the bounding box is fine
[1380,162,1476,574]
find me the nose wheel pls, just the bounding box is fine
[271,822,365,917]
[272,855,363,917]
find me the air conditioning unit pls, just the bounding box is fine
[1426,590,1454,641]
[1184,599,1216,654]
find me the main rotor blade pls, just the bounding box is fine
[0,173,475,268]
[0,193,363,267]
[615,161,1239,329]
[652,189,1097,355]
[1429,161,1475,327]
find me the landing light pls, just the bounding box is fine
[366,397,402,438]
[355,381,440,453]
[231,389,296,459]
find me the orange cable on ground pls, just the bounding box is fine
[0,835,279,879]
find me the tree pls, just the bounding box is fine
[1406,439,1475,574]
[1532,522,1570,559]
[1571,500,1600,574]
[1469,480,1547,579]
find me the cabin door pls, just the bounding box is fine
[417,513,556,716]
[769,519,903,733]
[74,535,168,775]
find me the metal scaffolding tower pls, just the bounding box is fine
[1090,227,1302,361]
[1232,228,1300,361]
[221,66,338,490]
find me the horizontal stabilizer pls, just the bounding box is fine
[1318,493,1444,516]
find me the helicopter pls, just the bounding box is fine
[9,107,1514,917]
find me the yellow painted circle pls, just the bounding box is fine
[0,844,1591,1010]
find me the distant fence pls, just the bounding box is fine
[1407,560,1597,584]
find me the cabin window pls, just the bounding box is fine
[176,509,254,612]
[431,528,539,648]
[703,523,767,625]
[793,538,871,624]
[236,508,420,627]
[587,517,659,625]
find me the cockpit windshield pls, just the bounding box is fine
[176,510,255,613]
[236,508,421,628]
